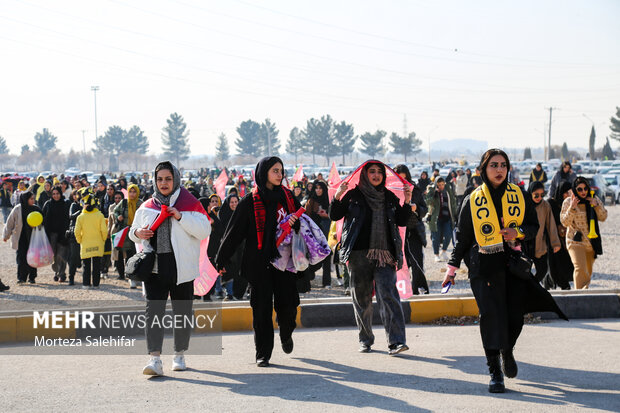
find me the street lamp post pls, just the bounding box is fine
[91,86,99,142]
[428,126,439,165]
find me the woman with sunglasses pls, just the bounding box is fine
[526,181,561,287]
[560,177,607,289]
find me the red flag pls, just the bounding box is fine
[214,169,228,200]
[291,165,303,183]
[327,162,342,201]
[194,238,219,296]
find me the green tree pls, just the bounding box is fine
[162,112,190,166]
[588,126,596,160]
[316,115,336,165]
[610,106,620,143]
[94,125,126,171]
[333,121,356,165]
[360,130,387,158]
[21,144,29,154]
[34,128,58,155]
[602,138,615,160]
[286,127,304,165]
[65,148,81,168]
[258,118,280,156]
[561,142,569,161]
[235,119,261,157]
[126,126,149,169]
[523,147,532,160]
[389,131,421,162]
[215,133,230,161]
[0,136,8,154]
[301,118,321,164]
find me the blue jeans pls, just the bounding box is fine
[347,250,407,347]
[432,219,453,255]
[1,207,11,223]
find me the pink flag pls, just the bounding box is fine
[327,162,342,201]
[214,169,228,200]
[335,161,414,299]
[291,165,303,183]
[194,238,220,296]
[121,188,128,199]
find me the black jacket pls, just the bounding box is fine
[329,187,410,267]
[448,187,539,278]
[215,192,301,283]
[42,198,70,238]
[0,189,12,208]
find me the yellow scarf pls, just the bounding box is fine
[127,184,140,226]
[470,182,525,254]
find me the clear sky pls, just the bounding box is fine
[1,0,619,156]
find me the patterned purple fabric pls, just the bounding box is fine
[271,214,331,273]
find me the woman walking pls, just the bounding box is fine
[42,186,70,282]
[305,180,332,288]
[113,184,142,288]
[216,194,241,299]
[560,177,607,289]
[3,192,42,284]
[67,190,82,285]
[216,156,301,367]
[74,188,107,288]
[443,149,566,393]
[131,161,210,376]
[329,160,412,355]
[546,182,573,289]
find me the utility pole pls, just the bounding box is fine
[91,86,99,141]
[267,127,272,156]
[428,126,438,165]
[546,107,556,161]
[403,114,408,140]
[81,130,86,153]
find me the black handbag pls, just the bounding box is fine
[126,251,155,282]
[507,249,534,280]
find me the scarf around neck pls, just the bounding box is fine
[470,182,525,254]
[357,162,395,267]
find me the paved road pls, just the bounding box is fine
[1,319,619,412]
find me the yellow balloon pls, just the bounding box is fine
[27,211,43,227]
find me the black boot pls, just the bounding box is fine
[501,348,518,378]
[486,355,505,393]
[68,276,75,286]
[0,280,10,292]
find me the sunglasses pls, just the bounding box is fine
[575,186,587,193]
[532,193,543,199]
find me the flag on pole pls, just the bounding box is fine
[327,162,342,200]
[111,227,129,249]
[291,165,303,184]
[194,237,220,296]
[214,169,228,200]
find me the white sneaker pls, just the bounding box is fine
[434,255,441,263]
[143,357,163,376]
[172,354,186,371]
[441,251,450,261]
[129,279,138,289]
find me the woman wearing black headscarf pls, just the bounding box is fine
[42,186,70,282]
[216,156,302,367]
[330,161,412,356]
[444,149,567,393]
[305,180,332,287]
[216,194,243,299]
[546,181,573,289]
[418,171,431,193]
[560,176,607,289]
[2,192,42,283]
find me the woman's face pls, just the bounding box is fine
[28,196,35,206]
[315,185,323,196]
[98,183,105,192]
[486,154,508,187]
[156,169,174,196]
[575,182,589,199]
[44,182,51,191]
[398,172,407,181]
[294,187,302,196]
[209,197,220,211]
[114,194,123,204]
[128,187,138,200]
[19,182,26,190]
[75,181,82,190]
[531,188,544,204]
[266,163,283,188]
[366,164,384,187]
[421,172,428,179]
[229,196,239,211]
[307,183,313,192]
[52,189,62,201]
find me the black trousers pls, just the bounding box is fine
[16,249,37,282]
[250,265,300,361]
[68,239,81,277]
[144,253,194,354]
[470,269,525,351]
[82,257,101,287]
[406,238,428,294]
[533,254,549,284]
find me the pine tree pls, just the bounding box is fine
[302,118,321,164]
[0,136,8,155]
[315,115,336,165]
[523,147,532,160]
[235,119,261,157]
[215,133,230,161]
[286,127,304,165]
[389,131,421,162]
[21,144,29,155]
[333,121,356,165]
[602,138,615,160]
[588,126,596,160]
[258,119,280,156]
[161,112,190,166]
[360,130,387,158]
[34,128,58,155]
[561,142,569,161]
[610,106,620,143]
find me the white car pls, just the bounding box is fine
[603,174,620,204]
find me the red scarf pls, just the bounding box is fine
[253,187,295,250]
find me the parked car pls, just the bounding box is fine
[603,174,620,205]
[581,174,610,205]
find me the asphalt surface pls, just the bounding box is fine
[1,319,619,412]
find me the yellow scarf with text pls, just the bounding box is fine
[470,182,525,254]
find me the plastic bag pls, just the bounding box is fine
[27,226,54,268]
[291,231,309,272]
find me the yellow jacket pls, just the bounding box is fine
[74,208,108,259]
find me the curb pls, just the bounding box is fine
[1,292,619,344]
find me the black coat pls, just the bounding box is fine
[215,192,301,283]
[42,198,70,241]
[329,187,410,267]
